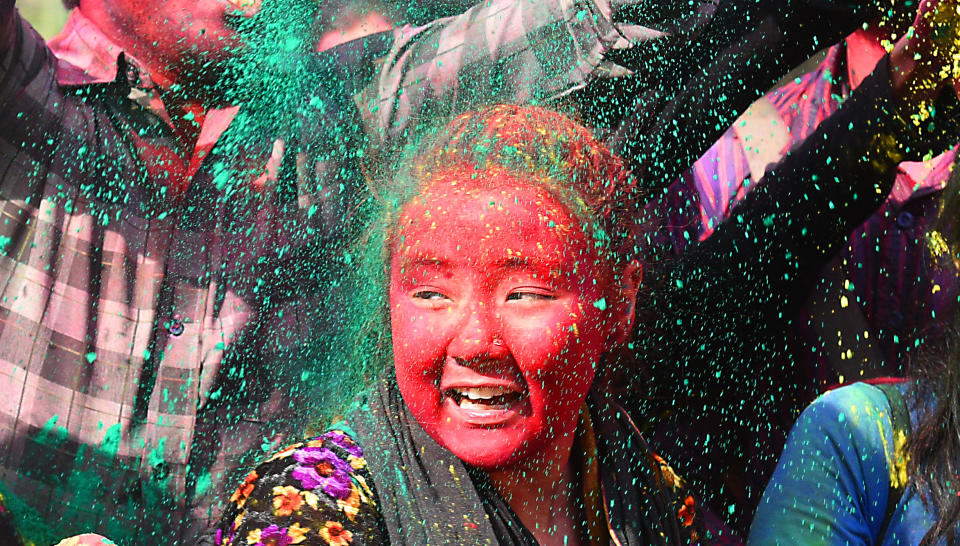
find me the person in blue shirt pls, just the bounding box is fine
[749,380,937,544]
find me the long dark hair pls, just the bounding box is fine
[908,158,960,545]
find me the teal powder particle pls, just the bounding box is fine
[100,423,122,459]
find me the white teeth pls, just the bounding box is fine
[459,399,503,411]
[457,386,508,400]
[446,386,523,411]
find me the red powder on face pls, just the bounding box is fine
[389,171,619,469]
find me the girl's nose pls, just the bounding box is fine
[446,302,507,362]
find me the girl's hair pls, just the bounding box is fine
[904,334,960,546]
[375,104,641,263]
[310,105,641,423]
[908,164,960,545]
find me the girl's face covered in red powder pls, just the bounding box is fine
[389,170,636,469]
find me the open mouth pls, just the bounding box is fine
[444,386,525,411]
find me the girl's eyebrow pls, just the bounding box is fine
[494,256,559,271]
[494,256,531,270]
[398,255,560,271]
[400,256,449,269]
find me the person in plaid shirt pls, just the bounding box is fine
[0,0,888,542]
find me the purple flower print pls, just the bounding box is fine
[214,528,234,546]
[255,525,293,546]
[322,430,364,457]
[291,446,353,499]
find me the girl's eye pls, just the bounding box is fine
[506,290,556,302]
[413,290,449,301]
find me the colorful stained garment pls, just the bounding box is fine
[215,379,705,546]
[644,40,959,395]
[748,382,935,544]
[214,431,383,546]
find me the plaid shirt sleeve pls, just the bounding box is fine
[0,2,147,196]
[1,1,84,168]
[359,0,662,153]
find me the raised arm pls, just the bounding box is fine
[0,0,64,165]
[358,0,646,154]
[597,0,887,187]
[361,0,886,183]
[0,1,146,206]
[658,0,960,389]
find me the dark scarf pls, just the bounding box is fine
[348,377,695,545]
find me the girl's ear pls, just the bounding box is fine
[607,259,643,346]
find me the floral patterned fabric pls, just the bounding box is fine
[216,418,704,545]
[215,430,385,546]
